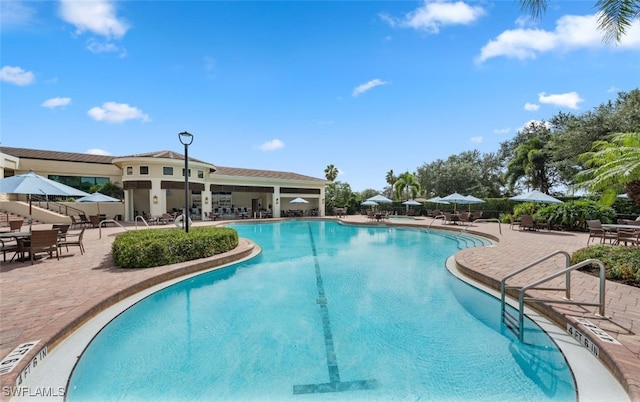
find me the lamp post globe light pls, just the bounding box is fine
[178,131,194,233]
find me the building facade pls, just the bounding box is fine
[0,147,328,222]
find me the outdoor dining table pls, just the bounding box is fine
[0,231,31,262]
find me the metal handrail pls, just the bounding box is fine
[500,250,606,342]
[134,215,150,229]
[461,218,502,235]
[98,219,128,239]
[428,215,446,228]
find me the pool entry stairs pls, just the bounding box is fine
[499,250,607,343]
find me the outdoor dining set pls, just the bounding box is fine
[0,222,85,265]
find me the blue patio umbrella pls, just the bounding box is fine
[76,192,121,215]
[462,195,485,212]
[402,199,422,213]
[510,190,562,204]
[441,192,468,212]
[0,171,89,230]
[366,194,393,204]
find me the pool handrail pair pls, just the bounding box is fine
[500,250,606,343]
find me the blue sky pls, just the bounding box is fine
[1,0,639,192]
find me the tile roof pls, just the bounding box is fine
[0,146,114,164]
[214,166,327,182]
[116,150,210,165]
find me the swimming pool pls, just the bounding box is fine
[67,220,576,401]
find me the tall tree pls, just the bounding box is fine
[393,171,421,201]
[503,122,556,193]
[519,0,640,43]
[324,164,339,181]
[575,132,640,204]
[385,170,397,186]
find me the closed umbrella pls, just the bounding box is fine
[0,171,89,230]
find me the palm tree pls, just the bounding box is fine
[505,137,553,193]
[575,132,640,204]
[324,164,339,181]
[519,0,640,43]
[393,172,421,202]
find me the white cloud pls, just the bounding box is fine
[518,119,552,132]
[538,91,584,109]
[524,102,540,111]
[470,136,483,143]
[0,65,34,85]
[86,148,111,156]
[607,86,619,93]
[87,38,126,56]
[352,78,388,97]
[59,0,129,39]
[1,0,36,27]
[476,13,640,63]
[87,102,150,123]
[493,127,510,135]
[381,0,486,34]
[41,97,71,108]
[258,139,284,151]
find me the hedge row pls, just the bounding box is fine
[571,245,640,287]
[112,227,239,268]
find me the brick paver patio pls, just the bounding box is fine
[0,217,638,400]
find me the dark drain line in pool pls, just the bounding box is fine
[292,224,378,395]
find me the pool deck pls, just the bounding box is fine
[0,216,638,400]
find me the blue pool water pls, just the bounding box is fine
[68,220,575,401]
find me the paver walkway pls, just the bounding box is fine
[0,216,638,401]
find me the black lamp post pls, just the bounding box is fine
[178,131,194,233]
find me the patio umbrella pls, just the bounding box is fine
[441,192,468,212]
[366,194,393,204]
[463,195,485,212]
[425,196,450,205]
[510,190,563,204]
[289,197,309,204]
[361,200,378,207]
[0,171,89,230]
[402,199,422,213]
[76,192,121,215]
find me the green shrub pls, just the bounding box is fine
[112,227,239,268]
[571,245,640,287]
[532,200,616,231]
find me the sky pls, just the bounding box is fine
[1,0,639,192]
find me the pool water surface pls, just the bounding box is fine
[67,220,575,401]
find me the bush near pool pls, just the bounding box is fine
[112,227,239,268]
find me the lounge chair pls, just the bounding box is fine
[508,214,520,230]
[616,229,639,246]
[586,220,616,245]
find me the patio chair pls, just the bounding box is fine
[519,215,537,231]
[8,220,23,232]
[52,224,70,242]
[586,220,616,245]
[508,214,520,230]
[536,217,552,231]
[1,238,19,262]
[78,213,91,227]
[23,229,59,265]
[58,227,86,255]
[616,229,639,246]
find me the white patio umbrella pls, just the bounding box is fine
[366,194,393,204]
[76,192,121,215]
[361,200,378,206]
[289,197,309,204]
[510,190,563,204]
[402,199,422,213]
[463,195,485,212]
[425,196,450,205]
[441,192,468,212]
[0,171,89,230]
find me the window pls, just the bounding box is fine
[198,170,204,179]
[182,168,191,177]
[48,175,109,193]
[163,167,173,176]
[126,167,133,175]
[140,166,149,175]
